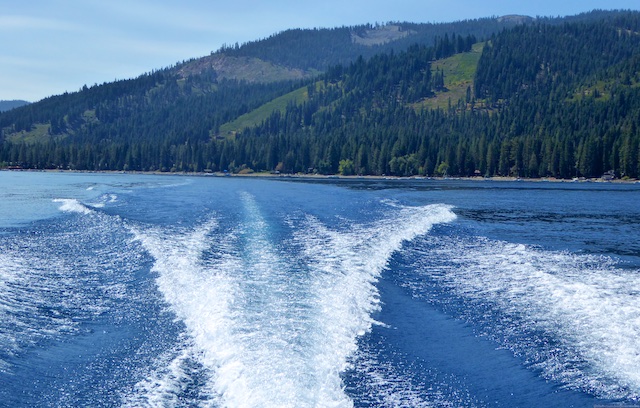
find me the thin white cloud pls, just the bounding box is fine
[103,36,214,65]
[78,0,226,34]
[0,15,81,31]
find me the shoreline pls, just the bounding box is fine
[2,168,639,184]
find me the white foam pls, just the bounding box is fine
[350,345,478,408]
[53,198,93,214]
[129,199,322,406]
[129,218,237,406]
[123,335,213,407]
[412,236,640,400]
[294,204,457,405]
[128,200,456,407]
[88,194,118,209]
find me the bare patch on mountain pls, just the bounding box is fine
[178,54,314,83]
[351,24,416,46]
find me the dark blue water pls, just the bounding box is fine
[1,172,639,407]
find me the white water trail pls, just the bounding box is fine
[213,192,322,407]
[294,203,457,406]
[128,200,457,407]
[128,218,236,406]
[123,335,206,407]
[415,236,640,400]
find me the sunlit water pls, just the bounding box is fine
[1,171,638,407]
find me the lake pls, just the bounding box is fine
[1,171,639,407]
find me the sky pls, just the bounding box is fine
[2,0,639,102]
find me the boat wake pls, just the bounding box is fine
[127,196,456,407]
[405,234,640,401]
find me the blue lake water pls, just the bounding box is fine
[0,171,639,407]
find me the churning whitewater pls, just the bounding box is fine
[1,172,638,407]
[127,192,456,407]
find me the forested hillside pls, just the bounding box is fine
[0,100,30,112]
[174,17,532,84]
[1,10,640,179]
[214,17,518,72]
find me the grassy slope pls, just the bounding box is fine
[217,85,310,137]
[415,42,485,110]
[569,77,640,103]
[5,110,99,143]
[6,124,52,143]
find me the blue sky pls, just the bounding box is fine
[2,0,639,102]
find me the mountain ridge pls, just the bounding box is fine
[175,15,534,81]
[1,10,639,179]
[0,100,30,112]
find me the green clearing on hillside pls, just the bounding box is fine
[216,85,311,138]
[415,42,485,110]
[569,77,640,103]
[6,123,52,144]
[6,110,99,143]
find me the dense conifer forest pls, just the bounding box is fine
[1,10,639,179]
